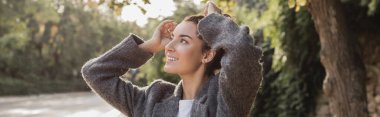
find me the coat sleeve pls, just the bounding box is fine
[198,13,263,116]
[81,34,153,116]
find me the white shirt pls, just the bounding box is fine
[177,100,194,117]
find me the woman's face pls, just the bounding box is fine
[164,21,205,75]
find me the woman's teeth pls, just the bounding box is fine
[168,57,178,61]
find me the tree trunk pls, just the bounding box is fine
[307,0,369,116]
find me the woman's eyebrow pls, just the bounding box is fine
[179,34,193,39]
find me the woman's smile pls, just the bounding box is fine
[166,56,179,63]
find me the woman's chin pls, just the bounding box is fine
[163,65,176,74]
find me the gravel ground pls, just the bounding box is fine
[0,92,123,117]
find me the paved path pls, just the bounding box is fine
[0,92,122,117]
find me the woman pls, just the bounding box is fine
[81,2,263,117]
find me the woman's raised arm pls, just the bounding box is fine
[81,20,176,116]
[81,34,153,116]
[198,12,263,116]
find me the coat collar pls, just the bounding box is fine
[173,80,183,98]
[173,75,216,101]
[152,75,218,117]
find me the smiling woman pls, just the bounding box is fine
[81,2,263,117]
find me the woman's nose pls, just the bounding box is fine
[165,40,175,52]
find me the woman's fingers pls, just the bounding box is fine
[168,22,177,32]
[206,2,222,15]
[203,2,209,16]
[159,20,175,31]
[160,21,176,39]
[160,21,176,49]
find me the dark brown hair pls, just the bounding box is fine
[183,15,224,76]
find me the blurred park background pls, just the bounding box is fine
[1,0,380,116]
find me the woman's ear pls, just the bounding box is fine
[202,49,216,63]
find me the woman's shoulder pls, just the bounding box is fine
[148,79,177,89]
[145,79,177,99]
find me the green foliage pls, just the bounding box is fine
[286,0,379,15]
[232,0,325,116]
[288,0,307,12]
[90,0,151,16]
[343,0,379,15]
[0,0,146,95]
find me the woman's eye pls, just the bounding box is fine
[180,39,188,44]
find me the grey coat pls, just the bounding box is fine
[81,13,263,117]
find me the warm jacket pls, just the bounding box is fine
[81,13,263,117]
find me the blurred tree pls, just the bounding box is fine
[307,0,371,116]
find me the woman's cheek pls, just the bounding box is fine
[176,46,191,67]
[177,45,202,72]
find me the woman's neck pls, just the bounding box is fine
[179,66,208,100]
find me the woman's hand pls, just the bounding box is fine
[139,20,176,53]
[203,1,222,16]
